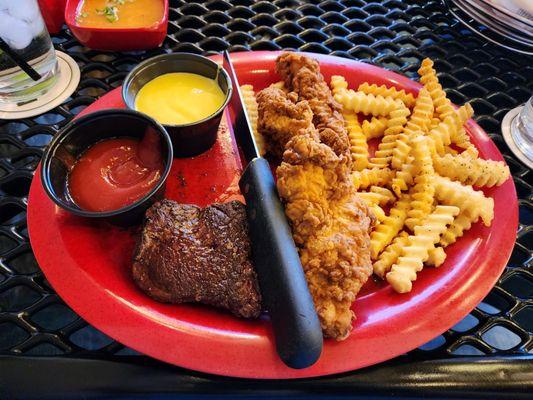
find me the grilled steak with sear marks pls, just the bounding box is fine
[132,199,262,318]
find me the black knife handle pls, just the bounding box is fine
[239,157,323,369]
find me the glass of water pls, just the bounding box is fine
[0,0,59,103]
[511,96,533,164]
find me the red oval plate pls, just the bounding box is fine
[28,52,518,379]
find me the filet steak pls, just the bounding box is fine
[132,199,262,318]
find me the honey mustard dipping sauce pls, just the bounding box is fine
[134,72,226,125]
[76,0,165,28]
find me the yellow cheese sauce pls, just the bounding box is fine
[135,72,226,125]
[76,0,164,29]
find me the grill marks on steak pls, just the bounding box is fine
[132,199,262,318]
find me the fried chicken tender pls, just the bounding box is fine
[256,52,375,340]
[277,133,375,340]
[276,52,352,160]
[256,86,317,158]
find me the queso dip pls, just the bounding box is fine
[135,72,226,125]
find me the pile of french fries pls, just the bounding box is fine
[331,58,509,293]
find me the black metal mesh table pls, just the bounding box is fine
[0,0,532,398]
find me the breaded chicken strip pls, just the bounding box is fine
[277,133,375,340]
[276,52,352,161]
[256,86,317,158]
[256,53,375,340]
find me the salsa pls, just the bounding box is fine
[68,137,163,212]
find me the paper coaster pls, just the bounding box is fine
[501,105,533,170]
[0,51,81,120]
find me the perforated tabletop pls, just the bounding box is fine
[0,0,532,398]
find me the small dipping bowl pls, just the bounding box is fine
[122,53,233,157]
[65,0,169,51]
[41,109,173,226]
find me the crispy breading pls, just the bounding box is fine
[256,86,318,158]
[277,133,374,340]
[256,53,375,340]
[276,52,352,161]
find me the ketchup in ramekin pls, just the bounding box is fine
[68,132,164,212]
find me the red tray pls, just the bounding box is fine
[27,51,518,379]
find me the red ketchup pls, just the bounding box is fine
[68,135,164,212]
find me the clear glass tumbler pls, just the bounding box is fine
[0,0,59,103]
[510,96,533,164]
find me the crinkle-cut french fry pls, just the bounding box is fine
[390,133,411,170]
[433,152,510,188]
[331,75,370,170]
[370,193,411,259]
[418,58,456,122]
[373,232,409,278]
[358,186,395,207]
[460,146,479,159]
[455,103,474,125]
[440,212,476,247]
[427,116,455,156]
[403,88,434,136]
[369,102,410,168]
[334,89,398,116]
[418,59,474,149]
[386,205,459,293]
[370,203,387,225]
[330,75,348,96]
[391,133,411,170]
[384,103,411,169]
[430,117,441,129]
[358,191,385,206]
[352,167,394,191]
[432,175,494,226]
[370,186,396,204]
[451,103,474,149]
[453,128,471,149]
[393,87,433,169]
[390,156,419,196]
[405,178,435,231]
[240,84,267,156]
[405,136,435,231]
[357,82,416,108]
[343,112,369,171]
[368,147,392,169]
[384,101,410,136]
[362,116,388,140]
[426,247,446,267]
[357,190,386,224]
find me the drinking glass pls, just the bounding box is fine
[0,0,59,103]
[510,96,533,164]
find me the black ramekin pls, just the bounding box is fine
[40,109,173,226]
[122,52,232,157]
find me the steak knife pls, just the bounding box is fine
[222,51,323,369]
